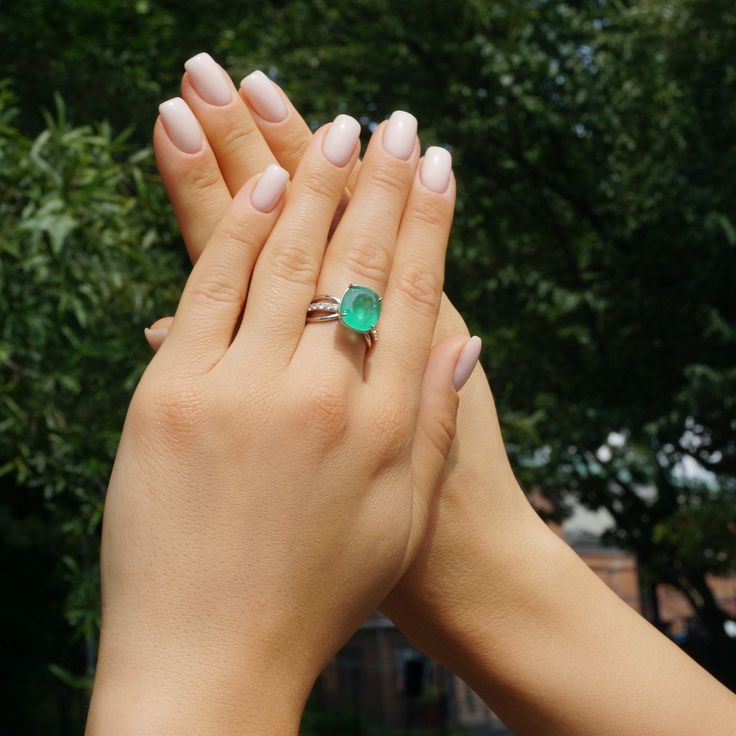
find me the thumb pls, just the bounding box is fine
[411,334,482,525]
[143,316,174,352]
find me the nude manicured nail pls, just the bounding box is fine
[251,164,289,212]
[144,326,169,351]
[383,110,417,160]
[453,336,482,391]
[323,114,361,166]
[240,70,287,122]
[158,98,203,154]
[421,146,452,193]
[184,52,233,106]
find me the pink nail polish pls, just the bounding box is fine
[184,52,233,106]
[322,114,361,167]
[240,70,287,122]
[421,146,452,193]
[158,98,203,154]
[383,110,417,160]
[453,336,482,390]
[144,326,169,351]
[251,164,289,212]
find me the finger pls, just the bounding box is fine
[237,115,361,362]
[182,53,276,193]
[239,70,315,177]
[373,147,456,381]
[162,165,289,367]
[407,336,481,550]
[154,98,232,262]
[239,71,363,194]
[313,112,418,325]
[144,317,174,352]
[240,72,362,225]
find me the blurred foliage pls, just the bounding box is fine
[0,84,184,729]
[1,0,735,730]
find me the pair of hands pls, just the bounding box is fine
[87,53,542,734]
[88,53,736,736]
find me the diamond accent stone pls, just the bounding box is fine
[307,302,339,312]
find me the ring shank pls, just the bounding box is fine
[306,294,377,348]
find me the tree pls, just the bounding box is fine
[1,0,735,729]
[0,87,185,728]
[222,0,736,672]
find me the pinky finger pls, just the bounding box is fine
[374,147,456,382]
[144,317,174,352]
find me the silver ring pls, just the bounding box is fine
[306,284,382,348]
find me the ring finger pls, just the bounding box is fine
[303,111,419,362]
[234,115,362,366]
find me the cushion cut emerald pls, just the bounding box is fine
[339,285,381,333]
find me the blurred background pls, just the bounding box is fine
[1,0,735,733]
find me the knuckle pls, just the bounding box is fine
[298,382,350,441]
[340,231,392,285]
[300,168,342,202]
[368,393,412,460]
[277,124,310,162]
[393,263,442,311]
[189,271,244,309]
[219,120,260,153]
[186,158,224,196]
[367,164,408,198]
[133,376,205,438]
[404,196,451,231]
[265,237,319,286]
[422,402,458,459]
[218,217,257,252]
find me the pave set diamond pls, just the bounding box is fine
[306,301,339,313]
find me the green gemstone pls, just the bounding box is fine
[339,285,381,333]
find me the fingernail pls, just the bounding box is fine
[383,110,417,160]
[251,164,289,212]
[240,70,287,122]
[421,146,452,193]
[158,98,203,154]
[453,336,482,391]
[322,114,361,167]
[184,52,233,106]
[144,326,169,351]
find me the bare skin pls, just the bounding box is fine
[96,57,736,735]
[87,111,468,734]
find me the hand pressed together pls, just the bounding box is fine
[146,54,531,666]
[87,53,736,736]
[88,83,477,735]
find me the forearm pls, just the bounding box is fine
[85,624,307,736]
[389,497,736,736]
[86,668,304,736]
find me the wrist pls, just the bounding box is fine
[382,474,548,665]
[87,674,304,736]
[388,498,736,736]
[87,691,302,736]
[86,629,308,736]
